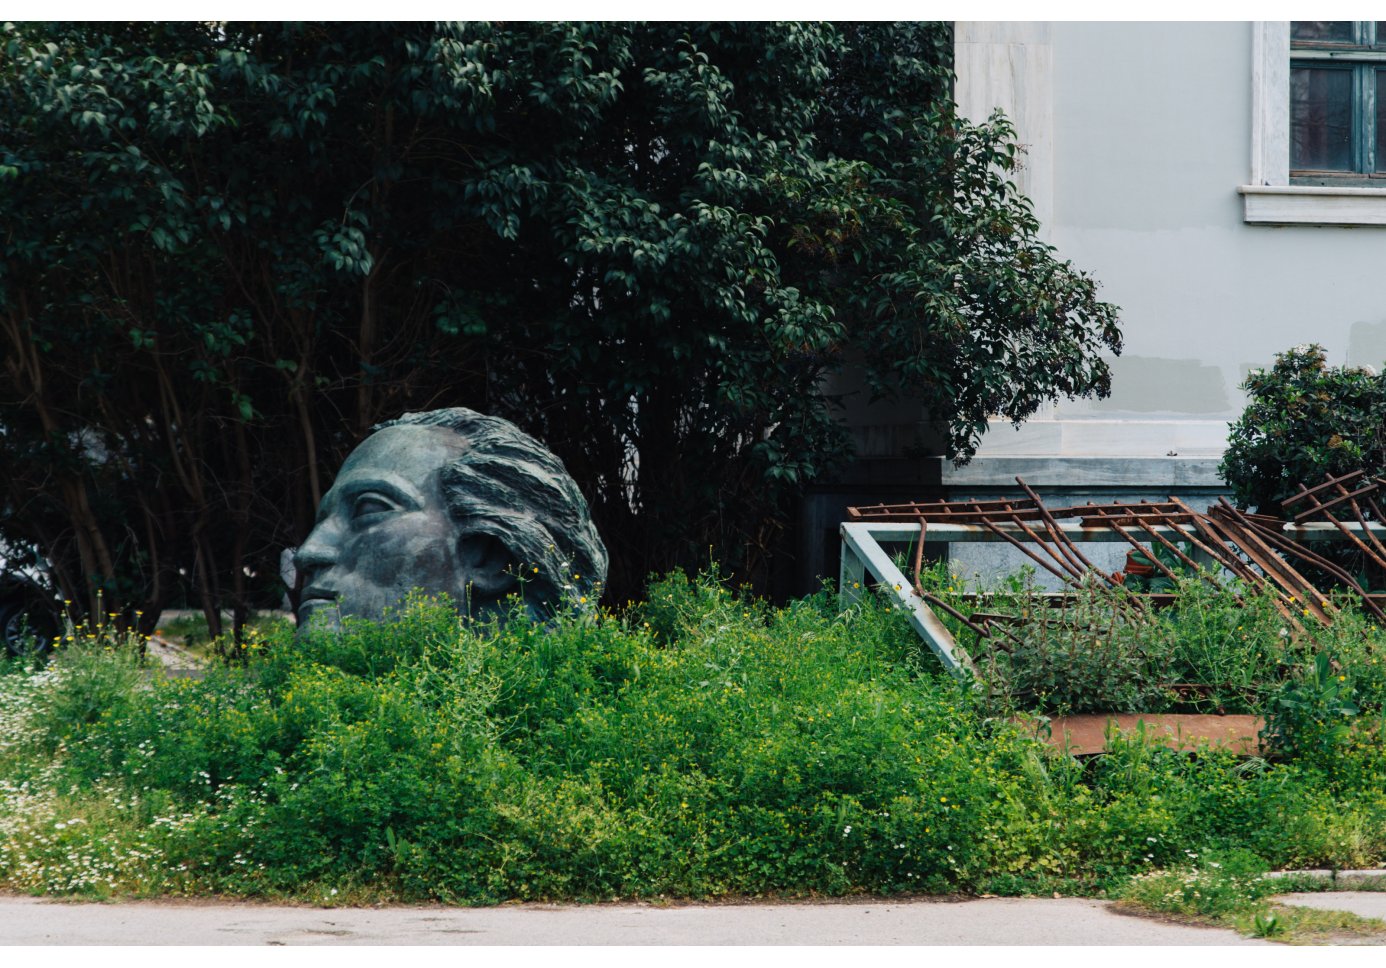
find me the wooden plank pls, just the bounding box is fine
[1026,714,1264,756]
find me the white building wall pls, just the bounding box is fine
[805,22,1386,587]
[956,21,1386,466]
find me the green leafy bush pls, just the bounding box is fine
[1221,343,1386,515]
[4,571,1386,904]
[982,577,1163,714]
[1262,653,1360,762]
[1156,579,1293,713]
[2,576,1028,900]
[922,562,1385,719]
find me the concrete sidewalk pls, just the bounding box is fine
[1277,892,1386,919]
[0,895,1268,945]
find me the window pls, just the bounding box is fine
[1290,21,1386,183]
[1242,22,1386,225]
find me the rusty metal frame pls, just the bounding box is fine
[842,474,1386,680]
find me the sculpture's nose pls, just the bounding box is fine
[293,521,339,586]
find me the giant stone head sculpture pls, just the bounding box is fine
[293,408,607,630]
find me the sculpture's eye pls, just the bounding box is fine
[352,493,395,519]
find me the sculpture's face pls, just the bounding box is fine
[293,424,478,630]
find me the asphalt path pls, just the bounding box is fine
[1276,891,1386,919]
[0,895,1269,945]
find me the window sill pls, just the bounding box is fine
[1239,184,1386,225]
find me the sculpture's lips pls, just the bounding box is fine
[299,587,339,606]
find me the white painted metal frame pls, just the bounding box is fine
[839,522,977,680]
[840,519,1386,682]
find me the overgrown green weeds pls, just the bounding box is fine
[2,571,1386,905]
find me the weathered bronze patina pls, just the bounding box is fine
[293,408,606,629]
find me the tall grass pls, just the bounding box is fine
[1,571,1385,903]
[917,562,1386,719]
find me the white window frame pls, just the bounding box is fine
[1240,21,1386,226]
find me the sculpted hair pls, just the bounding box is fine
[372,408,608,610]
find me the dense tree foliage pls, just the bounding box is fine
[1221,344,1386,515]
[0,22,1120,629]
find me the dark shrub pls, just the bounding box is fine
[1221,344,1386,515]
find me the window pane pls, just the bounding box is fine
[1291,66,1354,170]
[1292,21,1356,43]
[1378,71,1386,171]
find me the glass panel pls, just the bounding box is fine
[1378,71,1386,172]
[1292,21,1356,44]
[1291,66,1354,170]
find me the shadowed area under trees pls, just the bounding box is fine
[0,22,1120,635]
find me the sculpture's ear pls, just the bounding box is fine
[457,531,520,602]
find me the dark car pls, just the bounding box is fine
[0,572,59,658]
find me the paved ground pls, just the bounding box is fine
[0,895,1269,945]
[1276,892,1386,919]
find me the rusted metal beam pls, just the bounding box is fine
[1342,491,1386,566]
[1096,514,1186,586]
[1015,478,1119,587]
[1290,481,1383,522]
[978,518,1084,587]
[846,471,1386,643]
[910,516,927,598]
[1289,476,1386,571]
[1238,515,1386,622]
[1211,500,1333,624]
[849,499,1044,522]
[1165,499,1267,586]
[1049,500,1188,519]
[1279,469,1366,509]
